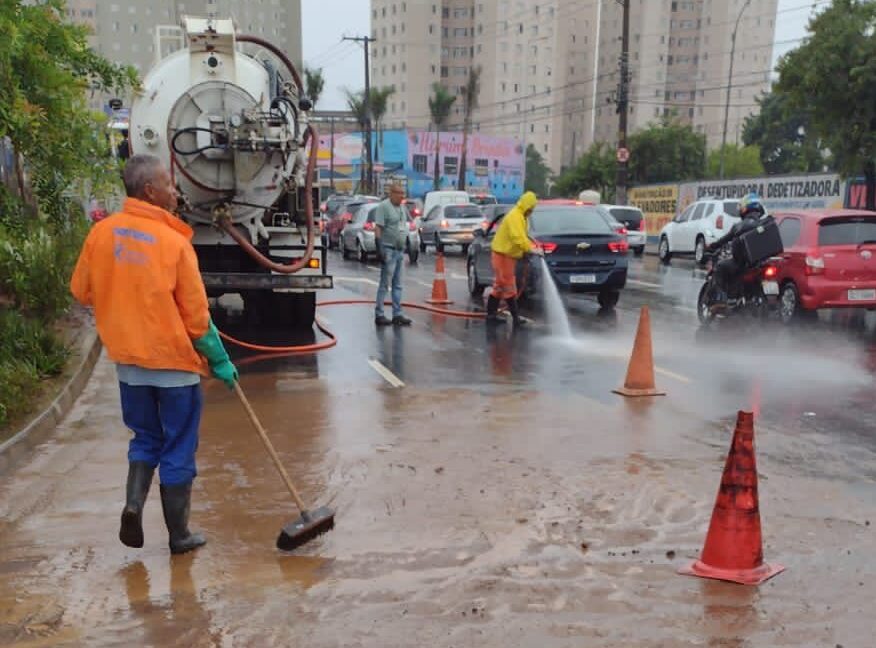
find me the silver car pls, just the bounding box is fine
[341,203,421,264]
[419,203,485,254]
[601,204,647,256]
[341,203,380,263]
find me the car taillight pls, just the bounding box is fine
[532,239,557,254]
[805,250,824,275]
[364,222,375,231]
[481,220,489,230]
[716,215,724,230]
[440,219,449,229]
[619,226,628,236]
[341,212,352,221]
[608,239,629,253]
[763,265,778,279]
[412,208,421,216]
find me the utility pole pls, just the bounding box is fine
[720,0,751,180]
[343,35,376,193]
[615,0,631,206]
[329,117,336,192]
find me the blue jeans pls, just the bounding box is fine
[375,244,405,318]
[119,382,203,486]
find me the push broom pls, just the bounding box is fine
[233,383,335,551]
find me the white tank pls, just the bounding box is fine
[129,18,305,227]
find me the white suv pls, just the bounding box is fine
[658,199,740,265]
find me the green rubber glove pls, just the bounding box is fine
[193,320,238,389]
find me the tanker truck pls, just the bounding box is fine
[128,17,330,327]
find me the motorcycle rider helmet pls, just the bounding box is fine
[739,193,765,219]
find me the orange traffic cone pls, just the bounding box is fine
[613,306,665,397]
[679,411,785,585]
[425,252,453,305]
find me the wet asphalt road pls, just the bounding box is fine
[1,247,876,647]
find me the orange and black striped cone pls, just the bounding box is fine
[679,411,785,585]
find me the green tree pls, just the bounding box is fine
[742,91,829,175]
[304,67,325,108]
[627,116,707,185]
[427,83,456,190]
[344,89,368,190]
[776,0,876,209]
[524,144,552,197]
[0,0,137,222]
[368,86,395,163]
[552,142,615,201]
[706,144,765,179]
[457,67,481,190]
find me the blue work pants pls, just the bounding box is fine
[119,383,202,486]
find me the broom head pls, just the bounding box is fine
[276,506,335,551]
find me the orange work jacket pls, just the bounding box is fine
[70,198,210,375]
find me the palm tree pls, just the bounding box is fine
[427,83,456,191]
[304,67,325,108]
[457,66,481,190]
[369,86,395,163]
[345,89,369,191]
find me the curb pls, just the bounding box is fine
[0,328,103,473]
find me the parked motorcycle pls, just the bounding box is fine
[697,248,782,325]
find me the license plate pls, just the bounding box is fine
[762,281,779,296]
[570,274,597,285]
[455,233,473,241]
[848,289,876,301]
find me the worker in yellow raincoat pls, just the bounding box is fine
[487,191,543,326]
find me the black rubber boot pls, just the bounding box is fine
[486,295,505,325]
[160,483,206,555]
[119,462,155,548]
[506,297,526,327]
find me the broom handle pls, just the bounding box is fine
[233,382,308,513]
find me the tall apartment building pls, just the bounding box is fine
[371,0,778,174]
[66,0,302,109]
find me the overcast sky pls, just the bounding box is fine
[302,0,818,111]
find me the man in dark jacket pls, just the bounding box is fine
[707,193,768,305]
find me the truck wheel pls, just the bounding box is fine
[419,237,427,252]
[290,292,316,328]
[342,239,351,259]
[357,240,368,263]
[434,234,444,254]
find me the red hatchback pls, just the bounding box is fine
[773,209,876,323]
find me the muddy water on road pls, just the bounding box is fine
[1,347,875,647]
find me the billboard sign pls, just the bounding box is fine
[628,184,678,234]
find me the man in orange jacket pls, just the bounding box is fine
[71,154,237,555]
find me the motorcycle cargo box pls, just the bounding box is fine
[738,216,783,265]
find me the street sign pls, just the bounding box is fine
[616,147,630,163]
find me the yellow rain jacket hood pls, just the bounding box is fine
[491,191,538,259]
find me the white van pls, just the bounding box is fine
[422,190,472,219]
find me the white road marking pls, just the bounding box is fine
[627,279,662,289]
[413,279,433,288]
[336,276,379,286]
[450,273,468,281]
[654,366,691,384]
[368,359,405,388]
